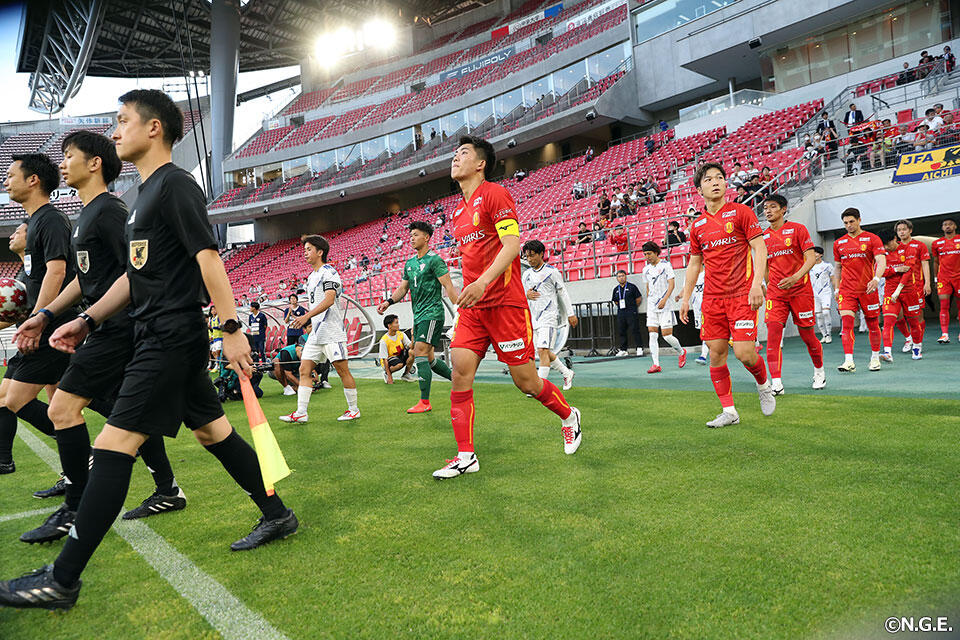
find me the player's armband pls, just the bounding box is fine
[495,219,520,239]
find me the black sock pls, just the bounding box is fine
[56,424,91,511]
[204,429,286,520]
[138,436,176,495]
[54,449,135,588]
[319,362,330,383]
[86,397,114,419]
[15,399,55,437]
[0,407,16,464]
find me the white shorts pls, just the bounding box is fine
[691,305,703,330]
[532,326,557,351]
[646,308,675,329]
[302,341,347,364]
[814,291,832,312]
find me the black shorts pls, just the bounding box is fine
[277,350,298,374]
[12,324,72,386]
[3,353,22,380]
[109,312,224,438]
[286,333,301,346]
[387,349,408,368]
[58,322,134,402]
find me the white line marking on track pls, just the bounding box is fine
[0,507,55,523]
[17,427,290,640]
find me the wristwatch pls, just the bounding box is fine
[79,312,97,331]
[221,319,241,334]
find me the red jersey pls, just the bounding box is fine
[833,231,885,294]
[900,238,929,290]
[688,201,763,298]
[932,235,960,280]
[762,221,814,299]
[883,243,922,292]
[453,180,526,309]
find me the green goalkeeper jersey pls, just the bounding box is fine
[403,250,449,323]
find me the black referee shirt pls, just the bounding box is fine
[126,163,217,321]
[24,203,75,310]
[73,192,131,329]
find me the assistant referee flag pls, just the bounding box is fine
[238,375,291,495]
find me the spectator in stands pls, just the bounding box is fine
[393,236,404,252]
[373,259,382,273]
[608,224,628,253]
[734,185,750,203]
[759,166,774,184]
[944,46,955,72]
[597,190,611,217]
[240,294,249,307]
[612,270,643,357]
[843,103,864,128]
[277,279,287,294]
[822,125,839,163]
[360,254,370,268]
[665,221,686,246]
[248,283,256,296]
[576,222,591,244]
[435,211,446,227]
[357,268,369,283]
[919,50,932,65]
[610,192,623,217]
[817,111,838,136]
[347,255,357,270]
[910,124,935,151]
[730,162,748,187]
[843,135,868,175]
[745,161,759,180]
[572,181,586,199]
[897,61,916,86]
[380,230,389,243]
[644,138,655,155]
[592,221,606,242]
[923,107,944,132]
[514,168,527,182]
[641,177,659,203]
[585,146,594,162]
[659,120,669,132]
[248,302,267,362]
[939,112,958,145]
[684,206,698,221]
[743,175,762,196]
[441,229,454,248]
[430,127,437,140]
[870,119,898,168]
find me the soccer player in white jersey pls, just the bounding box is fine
[641,242,686,373]
[688,267,709,364]
[281,235,359,423]
[810,247,835,343]
[522,240,577,390]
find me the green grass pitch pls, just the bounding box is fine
[1,371,958,639]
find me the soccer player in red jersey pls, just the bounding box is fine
[831,208,886,372]
[878,229,925,361]
[931,217,960,343]
[893,219,930,355]
[760,195,825,393]
[432,136,581,479]
[679,163,775,428]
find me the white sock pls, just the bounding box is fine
[914,342,922,350]
[844,353,854,365]
[816,313,825,335]
[550,358,571,376]
[537,365,550,379]
[814,366,824,374]
[823,311,832,334]
[772,377,782,388]
[904,335,913,343]
[663,333,682,354]
[723,406,739,416]
[871,350,880,358]
[883,346,892,354]
[701,343,709,357]
[297,386,312,414]
[648,332,660,366]
[458,451,475,460]
[343,387,358,411]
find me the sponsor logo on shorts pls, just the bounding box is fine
[907,304,920,311]
[497,338,525,352]
[798,311,813,319]
[734,320,754,330]
[867,304,880,311]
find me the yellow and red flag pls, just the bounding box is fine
[238,375,291,495]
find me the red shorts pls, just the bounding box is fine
[937,277,960,298]
[837,290,881,318]
[450,305,535,365]
[765,293,816,327]
[883,288,924,318]
[700,295,758,342]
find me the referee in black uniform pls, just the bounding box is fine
[0,154,74,447]
[15,131,188,545]
[0,90,297,610]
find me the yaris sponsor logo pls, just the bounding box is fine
[706,236,738,249]
[456,229,487,246]
[771,248,794,257]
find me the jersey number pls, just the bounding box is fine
[765,300,773,311]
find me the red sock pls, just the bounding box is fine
[907,315,924,344]
[744,355,768,385]
[896,316,911,340]
[450,390,475,452]
[841,314,856,355]
[709,366,734,408]
[866,315,882,351]
[766,322,784,378]
[940,300,951,334]
[882,314,897,350]
[534,378,572,420]
[798,327,823,368]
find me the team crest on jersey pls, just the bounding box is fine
[724,221,734,234]
[784,238,792,247]
[473,211,479,226]
[860,243,867,251]
[76,250,90,274]
[900,254,906,262]
[130,240,148,269]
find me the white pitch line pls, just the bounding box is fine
[0,507,54,524]
[17,427,290,640]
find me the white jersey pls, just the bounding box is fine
[810,262,835,298]
[523,263,573,330]
[305,264,347,344]
[642,260,676,314]
[690,270,705,309]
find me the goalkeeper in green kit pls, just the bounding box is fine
[377,221,459,413]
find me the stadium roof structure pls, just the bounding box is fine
[16,0,493,113]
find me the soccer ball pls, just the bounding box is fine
[0,279,29,324]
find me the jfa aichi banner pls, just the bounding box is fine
[891,143,960,183]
